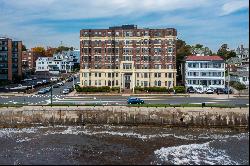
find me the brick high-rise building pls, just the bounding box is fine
[0,37,22,81]
[80,25,177,92]
[22,50,35,76]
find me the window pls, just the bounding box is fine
[168,73,172,78]
[84,80,88,86]
[168,47,173,53]
[123,63,132,69]
[158,81,161,86]
[144,73,148,78]
[168,81,172,88]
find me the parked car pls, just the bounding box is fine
[57,82,64,86]
[62,89,70,94]
[52,84,59,88]
[127,98,145,104]
[66,86,74,92]
[44,87,51,92]
[215,88,224,94]
[50,77,59,82]
[223,88,233,94]
[36,81,43,85]
[195,87,204,94]
[205,88,214,94]
[66,77,73,82]
[37,88,47,94]
[187,87,195,93]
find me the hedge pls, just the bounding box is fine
[135,86,174,93]
[75,85,110,92]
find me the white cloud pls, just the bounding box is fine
[220,0,249,16]
[1,0,209,20]
[0,0,248,50]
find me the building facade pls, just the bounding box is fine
[79,25,177,91]
[22,50,35,75]
[35,50,79,74]
[229,64,249,88]
[184,56,225,90]
[0,37,22,81]
[235,45,249,65]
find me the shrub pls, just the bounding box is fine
[230,81,246,91]
[173,86,186,93]
[75,86,110,92]
[135,86,168,92]
[111,87,120,91]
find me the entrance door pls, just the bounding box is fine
[124,74,131,89]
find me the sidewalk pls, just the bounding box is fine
[1,91,248,98]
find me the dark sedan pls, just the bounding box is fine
[127,98,145,104]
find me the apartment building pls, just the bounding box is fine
[80,25,177,91]
[184,55,225,90]
[0,37,22,81]
[22,50,34,73]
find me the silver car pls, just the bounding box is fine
[62,89,70,94]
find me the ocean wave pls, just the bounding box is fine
[42,126,197,140]
[153,142,239,165]
[0,128,38,138]
[198,132,249,140]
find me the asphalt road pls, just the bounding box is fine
[0,93,248,106]
[0,74,248,106]
[0,77,79,105]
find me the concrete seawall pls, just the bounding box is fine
[0,106,248,130]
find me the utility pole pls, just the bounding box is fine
[50,84,53,105]
[228,64,230,99]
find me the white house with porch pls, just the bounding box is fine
[184,55,225,91]
[35,51,78,74]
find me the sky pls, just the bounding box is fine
[0,0,249,52]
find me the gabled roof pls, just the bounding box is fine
[186,55,224,61]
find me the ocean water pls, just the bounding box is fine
[0,125,248,165]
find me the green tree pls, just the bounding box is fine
[195,44,203,49]
[230,81,246,96]
[22,45,27,51]
[217,44,236,60]
[191,44,212,55]
[176,39,192,84]
[55,46,74,53]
